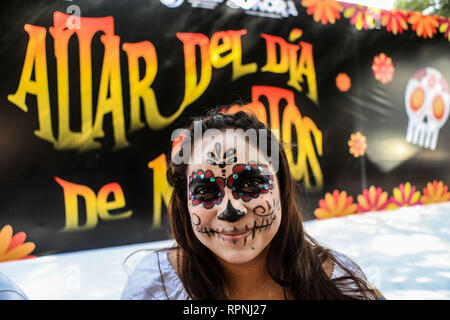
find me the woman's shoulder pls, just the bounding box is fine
[120,248,189,300]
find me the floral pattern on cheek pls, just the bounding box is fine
[188,169,225,209]
[226,162,275,202]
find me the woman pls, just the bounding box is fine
[121,108,383,300]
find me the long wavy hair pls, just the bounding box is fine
[164,107,378,300]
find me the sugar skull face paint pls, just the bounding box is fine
[187,129,282,264]
[188,169,225,209]
[227,162,275,201]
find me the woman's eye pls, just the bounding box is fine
[197,188,208,194]
[239,179,265,192]
[193,186,218,200]
[195,187,209,195]
[243,179,261,188]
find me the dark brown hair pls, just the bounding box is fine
[164,107,379,300]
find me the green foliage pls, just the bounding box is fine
[394,0,450,17]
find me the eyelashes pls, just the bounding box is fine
[191,183,220,201]
[188,169,225,208]
[233,176,267,194]
[227,163,274,201]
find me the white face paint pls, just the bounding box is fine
[187,129,282,264]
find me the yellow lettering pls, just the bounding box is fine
[97,182,133,220]
[93,34,129,150]
[122,41,158,132]
[147,153,173,228]
[7,24,55,143]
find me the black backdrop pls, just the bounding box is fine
[0,0,448,256]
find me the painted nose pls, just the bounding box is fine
[218,200,246,222]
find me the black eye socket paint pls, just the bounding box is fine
[226,162,274,201]
[188,169,225,209]
[190,180,219,200]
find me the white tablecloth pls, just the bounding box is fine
[0,202,448,299]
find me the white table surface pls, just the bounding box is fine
[0,202,449,299]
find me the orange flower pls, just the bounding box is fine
[381,9,409,35]
[314,190,358,219]
[0,225,36,263]
[348,132,367,158]
[357,186,390,213]
[301,0,343,25]
[439,17,450,42]
[343,5,379,30]
[408,12,439,39]
[372,53,395,84]
[421,180,450,204]
[336,73,351,92]
[388,182,421,209]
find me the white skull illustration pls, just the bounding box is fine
[405,67,449,150]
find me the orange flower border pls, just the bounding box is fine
[300,0,450,42]
[301,0,344,25]
[0,225,36,263]
[314,180,450,220]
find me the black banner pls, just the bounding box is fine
[0,0,449,257]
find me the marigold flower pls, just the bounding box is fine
[0,225,36,263]
[357,186,390,213]
[381,9,409,35]
[408,12,439,39]
[336,73,351,92]
[348,132,367,158]
[343,5,379,30]
[421,180,450,204]
[314,190,358,219]
[388,182,421,209]
[439,17,450,42]
[372,53,395,84]
[301,0,343,25]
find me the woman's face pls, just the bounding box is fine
[186,130,282,264]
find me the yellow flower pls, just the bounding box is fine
[0,225,36,263]
[314,190,358,219]
[387,182,421,209]
[343,5,379,30]
[421,180,450,204]
[439,17,450,42]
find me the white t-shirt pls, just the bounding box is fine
[121,249,372,300]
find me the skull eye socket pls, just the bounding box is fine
[410,87,425,112]
[432,95,445,120]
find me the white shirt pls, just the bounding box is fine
[121,249,370,300]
